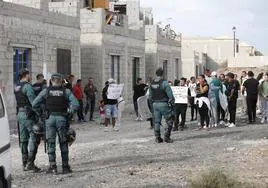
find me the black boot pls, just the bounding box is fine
[62,165,72,174]
[164,137,174,143]
[22,161,28,171]
[155,137,163,143]
[172,126,179,132]
[46,165,57,174]
[25,162,41,173]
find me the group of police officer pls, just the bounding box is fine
[14,69,79,174]
[14,66,175,175]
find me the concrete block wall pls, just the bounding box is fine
[10,0,49,10]
[80,8,104,33]
[49,0,80,19]
[0,1,80,131]
[145,25,182,82]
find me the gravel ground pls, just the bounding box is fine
[11,110,268,188]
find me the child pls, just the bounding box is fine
[99,100,105,125]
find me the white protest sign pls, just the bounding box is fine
[107,84,124,99]
[137,95,152,119]
[171,86,188,104]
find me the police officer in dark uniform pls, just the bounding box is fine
[32,73,79,174]
[14,69,40,172]
[149,68,175,143]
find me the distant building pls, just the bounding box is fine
[182,36,239,71]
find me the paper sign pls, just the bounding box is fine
[171,86,188,104]
[137,95,152,119]
[107,84,124,99]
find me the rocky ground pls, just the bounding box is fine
[10,109,268,188]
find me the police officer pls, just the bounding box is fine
[32,73,79,174]
[14,69,40,172]
[32,73,46,96]
[149,68,175,143]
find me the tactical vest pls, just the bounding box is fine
[14,82,31,108]
[45,86,68,113]
[32,82,44,96]
[150,79,168,102]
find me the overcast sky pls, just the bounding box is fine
[140,0,268,55]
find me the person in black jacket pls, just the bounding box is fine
[102,79,118,132]
[226,72,240,127]
[242,71,259,124]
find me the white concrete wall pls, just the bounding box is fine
[0,1,80,130]
[183,37,238,71]
[228,56,268,68]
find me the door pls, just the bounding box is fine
[57,49,71,78]
[132,57,140,88]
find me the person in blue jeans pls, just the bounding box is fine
[149,68,175,143]
[102,79,118,132]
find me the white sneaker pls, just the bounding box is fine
[219,121,225,125]
[135,117,140,121]
[139,117,143,121]
[214,124,218,128]
[113,127,119,131]
[228,123,236,128]
[225,122,230,127]
[104,127,109,132]
[261,117,265,124]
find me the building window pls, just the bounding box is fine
[13,48,31,85]
[57,49,71,79]
[132,57,140,88]
[111,55,120,83]
[175,58,179,79]
[163,60,168,80]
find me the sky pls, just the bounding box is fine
[140,0,268,55]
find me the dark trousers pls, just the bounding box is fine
[198,103,210,127]
[189,97,197,120]
[174,104,187,128]
[246,96,258,122]
[77,100,84,121]
[228,98,237,124]
[85,97,95,120]
[133,99,139,117]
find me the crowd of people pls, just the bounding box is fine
[131,68,268,142]
[14,66,268,174]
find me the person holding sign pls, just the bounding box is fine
[102,79,119,132]
[195,75,210,129]
[149,68,175,143]
[172,78,190,131]
[188,77,197,121]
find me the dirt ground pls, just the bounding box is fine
[10,110,268,188]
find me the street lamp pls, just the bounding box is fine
[232,26,236,57]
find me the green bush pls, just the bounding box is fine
[190,169,253,188]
